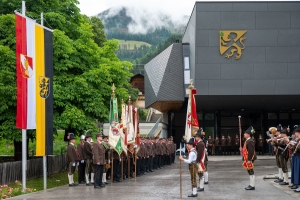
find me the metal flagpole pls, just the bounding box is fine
[238,116,242,155]
[111,150,114,185]
[128,152,130,180]
[134,149,137,179]
[21,0,27,192]
[41,12,47,191]
[180,143,182,199]
[121,154,123,182]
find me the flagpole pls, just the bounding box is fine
[111,149,114,185]
[238,116,242,155]
[180,143,182,199]
[21,0,27,192]
[121,154,123,182]
[40,11,47,191]
[128,151,130,180]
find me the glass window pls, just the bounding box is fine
[292,113,300,119]
[279,113,289,120]
[205,113,214,120]
[204,127,214,138]
[184,57,190,69]
[268,113,277,120]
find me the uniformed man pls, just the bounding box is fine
[136,137,144,176]
[170,136,175,164]
[153,136,159,169]
[207,136,214,156]
[240,126,257,190]
[83,133,94,186]
[144,137,150,172]
[158,138,164,168]
[66,134,79,187]
[290,125,300,192]
[227,135,232,155]
[179,138,198,197]
[234,134,240,155]
[92,134,106,188]
[102,135,110,184]
[274,128,290,185]
[148,137,154,171]
[195,132,205,192]
[257,134,264,155]
[214,136,220,155]
[272,124,284,183]
[221,135,227,155]
[162,138,168,166]
[77,135,86,184]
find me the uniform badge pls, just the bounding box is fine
[39,76,50,99]
[220,30,247,60]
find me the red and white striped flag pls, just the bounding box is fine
[16,14,36,129]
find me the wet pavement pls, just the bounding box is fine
[10,156,299,200]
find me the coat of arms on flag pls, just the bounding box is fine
[39,76,50,99]
[219,30,247,60]
[20,54,33,78]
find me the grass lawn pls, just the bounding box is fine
[118,40,151,50]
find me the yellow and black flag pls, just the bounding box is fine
[35,23,53,156]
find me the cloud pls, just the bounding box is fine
[78,0,195,33]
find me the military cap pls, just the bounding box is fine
[245,126,255,136]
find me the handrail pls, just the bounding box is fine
[147,117,161,137]
[146,108,154,122]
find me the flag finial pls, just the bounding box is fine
[128,95,131,104]
[111,83,116,97]
[188,79,194,89]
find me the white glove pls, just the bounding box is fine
[76,162,79,166]
[72,162,75,167]
[108,160,111,164]
[81,160,84,163]
[134,145,137,149]
[119,158,122,162]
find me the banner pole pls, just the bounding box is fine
[238,116,242,155]
[179,143,182,199]
[111,150,114,185]
[128,152,130,180]
[121,154,123,182]
[40,12,47,191]
[21,1,27,192]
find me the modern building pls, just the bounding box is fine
[145,1,300,146]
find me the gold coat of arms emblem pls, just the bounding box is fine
[220,30,247,60]
[39,76,50,99]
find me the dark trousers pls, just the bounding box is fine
[153,155,158,169]
[215,146,220,155]
[234,146,240,155]
[149,156,153,170]
[145,157,149,171]
[136,158,141,175]
[172,153,175,163]
[258,146,263,155]
[78,161,86,182]
[113,159,120,180]
[93,164,104,186]
[227,146,232,155]
[140,157,146,174]
[221,146,226,155]
[208,146,213,155]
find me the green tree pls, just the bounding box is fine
[0,0,138,160]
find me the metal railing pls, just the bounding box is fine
[147,117,161,137]
[146,108,154,122]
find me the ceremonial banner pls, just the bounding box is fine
[16,14,36,130]
[119,103,127,155]
[185,87,199,141]
[125,105,135,144]
[16,13,53,156]
[108,96,122,155]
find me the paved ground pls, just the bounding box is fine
[10,156,299,200]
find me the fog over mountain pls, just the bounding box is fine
[97,6,189,34]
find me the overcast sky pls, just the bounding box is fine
[77,0,299,17]
[78,0,197,17]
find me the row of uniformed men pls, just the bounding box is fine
[270,125,300,192]
[66,133,176,188]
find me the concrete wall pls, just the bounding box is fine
[183,2,300,96]
[103,123,168,138]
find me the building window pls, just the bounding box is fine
[279,113,289,120]
[268,113,277,120]
[184,57,190,69]
[205,113,214,120]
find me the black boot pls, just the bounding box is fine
[245,185,255,190]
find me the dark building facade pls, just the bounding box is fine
[145,1,300,148]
